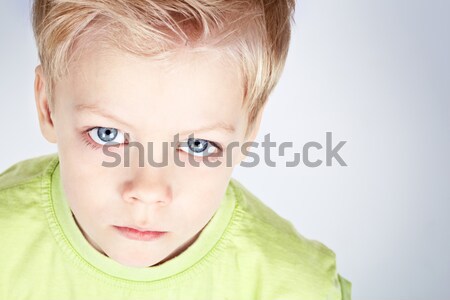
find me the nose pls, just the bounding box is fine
[122,165,173,206]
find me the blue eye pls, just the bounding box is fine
[88,127,126,145]
[179,138,220,157]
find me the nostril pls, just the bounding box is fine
[121,177,172,206]
[124,192,171,206]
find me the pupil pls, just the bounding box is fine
[98,127,117,142]
[188,138,208,153]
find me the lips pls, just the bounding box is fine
[113,226,168,241]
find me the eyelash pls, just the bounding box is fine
[81,127,223,154]
[82,130,102,150]
[177,140,223,156]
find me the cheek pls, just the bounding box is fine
[224,144,245,167]
[176,155,234,200]
[173,166,231,228]
[60,159,116,223]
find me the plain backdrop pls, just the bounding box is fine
[1,1,449,299]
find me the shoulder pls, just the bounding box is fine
[0,153,59,215]
[228,178,351,299]
[0,153,59,192]
[229,177,336,264]
[0,154,61,284]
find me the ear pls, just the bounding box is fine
[34,65,57,144]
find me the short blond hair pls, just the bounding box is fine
[32,0,296,137]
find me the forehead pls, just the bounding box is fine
[56,46,246,137]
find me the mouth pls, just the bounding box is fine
[113,226,168,241]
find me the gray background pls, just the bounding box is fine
[1,1,449,299]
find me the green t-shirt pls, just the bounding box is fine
[0,153,351,300]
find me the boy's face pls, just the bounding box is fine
[35,46,262,267]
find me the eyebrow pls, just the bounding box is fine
[75,103,236,135]
[178,121,236,136]
[75,103,133,128]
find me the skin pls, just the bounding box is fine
[34,45,264,268]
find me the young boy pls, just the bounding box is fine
[0,0,351,299]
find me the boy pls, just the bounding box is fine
[0,0,351,299]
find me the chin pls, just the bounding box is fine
[106,248,166,268]
[124,260,161,268]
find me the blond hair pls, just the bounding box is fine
[32,0,295,137]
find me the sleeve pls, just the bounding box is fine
[323,271,352,300]
[337,274,352,300]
